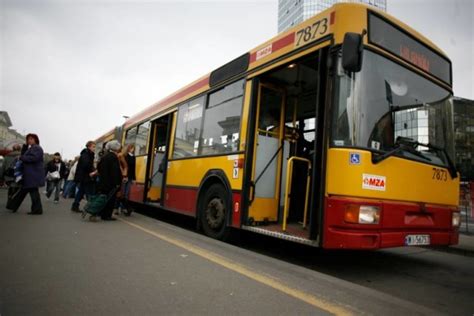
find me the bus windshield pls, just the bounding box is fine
[332,49,455,167]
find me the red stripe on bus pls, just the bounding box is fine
[158,77,209,109]
[249,32,295,64]
[273,32,295,51]
[165,186,197,215]
[330,11,335,25]
[125,76,209,128]
[249,52,257,63]
[128,183,145,203]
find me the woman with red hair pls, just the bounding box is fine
[6,133,45,214]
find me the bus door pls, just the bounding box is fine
[248,84,286,223]
[246,53,322,240]
[146,114,172,206]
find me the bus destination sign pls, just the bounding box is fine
[368,12,451,85]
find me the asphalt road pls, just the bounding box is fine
[1,189,473,315]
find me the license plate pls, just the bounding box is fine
[405,234,430,246]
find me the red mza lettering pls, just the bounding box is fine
[362,174,387,191]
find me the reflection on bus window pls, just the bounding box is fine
[135,121,150,156]
[201,79,244,155]
[173,96,205,158]
[332,50,454,165]
[125,127,137,148]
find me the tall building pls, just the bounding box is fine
[278,0,387,32]
[454,97,474,181]
[0,111,25,154]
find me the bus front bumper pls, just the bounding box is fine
[323,227,459,249]
[322,196,459,250]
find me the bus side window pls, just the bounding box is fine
[201,79,244,155]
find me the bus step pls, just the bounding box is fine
[242,225,318,247]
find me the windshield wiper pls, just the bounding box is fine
[398,137,458,179]
[390,103,425,112]
[372,138,431,165]
[372,137,458,179]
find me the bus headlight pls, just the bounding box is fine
[344,205,380,224]
[452,212,461,227]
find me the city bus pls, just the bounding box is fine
[102,3,460,249]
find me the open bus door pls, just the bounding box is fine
[248,83,286,224]
[244,51,325,244]
[146,114,173,206]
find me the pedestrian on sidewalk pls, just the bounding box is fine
[122,144,136,216]
[114,144,129,215]
[6,134,44,215]
[45,152,66,203]
[63,156,79,198]
[97,140,123,221]
[71,141,97,212]
[61,160,71,193]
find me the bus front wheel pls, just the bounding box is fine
[199,183,231,240]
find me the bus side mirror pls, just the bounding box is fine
[342,32,364,73]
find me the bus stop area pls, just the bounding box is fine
[1,188,474,315]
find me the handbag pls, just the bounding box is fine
[46,170,60,181]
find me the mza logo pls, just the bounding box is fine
[362,174,386,191]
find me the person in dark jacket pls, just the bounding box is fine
[45,152,67,203]
[6,134,45,214]
[122,144,136,216]
[97,140,123,221]
[71,141,97,212]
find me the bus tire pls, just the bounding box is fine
[199,183,231,241]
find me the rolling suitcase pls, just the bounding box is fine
[6,184,22,211]
[81,187,118,221]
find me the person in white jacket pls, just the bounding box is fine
[62,157,79,198]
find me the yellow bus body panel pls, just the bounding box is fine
[248,198,278,222]
[326,148,460,207]
[148,187,161,200]
[239,81,252,152]
[166,154,244,190]
[135,156,148,183]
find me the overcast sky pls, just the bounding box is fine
[1,0,473,159]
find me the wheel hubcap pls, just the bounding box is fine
[206,197,225,229]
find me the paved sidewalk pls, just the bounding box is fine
[4,188,459,315]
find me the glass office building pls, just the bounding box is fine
[454,97,474,181]
[278,0,387,32]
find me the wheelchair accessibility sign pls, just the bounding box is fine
[350,153,361,165]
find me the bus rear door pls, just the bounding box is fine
[146,114,172,206]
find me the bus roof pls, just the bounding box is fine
[124,2,450,129]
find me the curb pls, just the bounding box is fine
[429,246,474,257]
[426,234,474,257]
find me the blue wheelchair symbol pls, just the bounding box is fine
[350,153,360,165]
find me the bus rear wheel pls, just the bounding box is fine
[200,183,231,240]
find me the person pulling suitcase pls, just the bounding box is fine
[96,140,123,221]
[6,134,45,215]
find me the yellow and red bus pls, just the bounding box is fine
[101,3,460,249]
